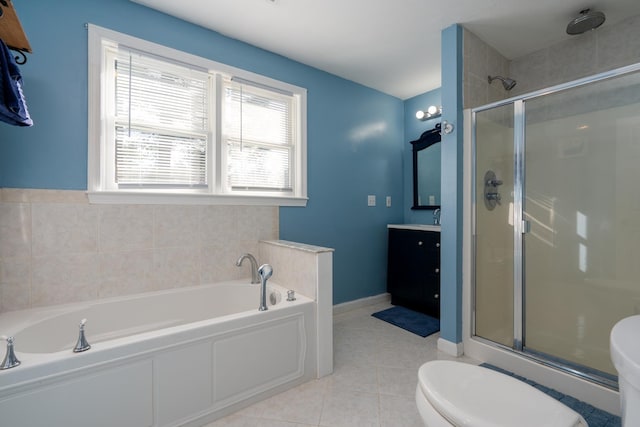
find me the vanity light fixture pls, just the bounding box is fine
[416,105,442,121]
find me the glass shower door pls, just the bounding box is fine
[474,104,515,348]
[522,71,640,381]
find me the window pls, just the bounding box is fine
[222,77,297,193]
[88,25,307,206]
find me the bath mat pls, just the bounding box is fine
[480,364,621,427]
[372,306,439,337]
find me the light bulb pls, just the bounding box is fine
[416,110,426,120]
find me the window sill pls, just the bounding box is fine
[87,191,308,207]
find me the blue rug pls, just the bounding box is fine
[481,364,621,427]
[372,306,440,337]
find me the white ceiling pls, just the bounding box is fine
[132,0,640,100]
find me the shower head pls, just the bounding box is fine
[488,75,517,91]
[566,9,606,35]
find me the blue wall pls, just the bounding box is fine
[0,0,406,305]
[402,89,442,224]
[439,24,464,344]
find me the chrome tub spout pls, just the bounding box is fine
[236,253,260,284]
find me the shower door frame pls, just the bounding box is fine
[469,61,640,391]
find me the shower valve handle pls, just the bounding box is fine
[486,192,501,203]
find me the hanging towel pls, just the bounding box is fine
[0,39,32,126]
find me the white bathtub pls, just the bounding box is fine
[0,280,316,427]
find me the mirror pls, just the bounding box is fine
[411,125,441,209]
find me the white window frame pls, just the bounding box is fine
[87,24,307,206]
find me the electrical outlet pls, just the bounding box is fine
[367,195,376,206]
[386,196,391,207]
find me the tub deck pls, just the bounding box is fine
[0,281,316,427]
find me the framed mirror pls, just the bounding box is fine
[410,124,441,210]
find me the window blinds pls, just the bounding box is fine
[223,79,295,192]
[114,49,209,187]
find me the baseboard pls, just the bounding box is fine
[333,293,390,316]
[438,337,464,357]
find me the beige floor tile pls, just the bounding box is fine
[377,366,419,397]
[319,389,379,427]
[208,302,476,427]
[257,379,327,425]
[379,394,424,427]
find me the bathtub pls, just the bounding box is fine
[0,280,316,427]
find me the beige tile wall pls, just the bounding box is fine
[464,13,640,109]
[510,14,640,97]
[0,189,278,313]
[260,240,333,301]
[463,29,511,109]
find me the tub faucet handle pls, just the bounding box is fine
[73,318,91,353]
[0,336,21,370]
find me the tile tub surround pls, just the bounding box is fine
[0,188,278,313]
[260,239,334,378]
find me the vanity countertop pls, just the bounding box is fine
[387,224,441,232]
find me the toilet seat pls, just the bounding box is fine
[417,361,587,427]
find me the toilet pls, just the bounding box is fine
[415,360,588,427]
[610,315,640,427]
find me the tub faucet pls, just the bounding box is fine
[433,208,441,225]
[73,318,91,353]
[0,336,21,370]
[258,264,273,311]
[236,253,260,284]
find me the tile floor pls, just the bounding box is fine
[205,301,479,427]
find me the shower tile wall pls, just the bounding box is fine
[0,188,278,313]
[464,13,640,108]
[510,14,640,96]
[463,29,510,109]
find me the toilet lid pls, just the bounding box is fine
[417,361,584,427]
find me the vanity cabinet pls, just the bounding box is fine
[386,226,440,318]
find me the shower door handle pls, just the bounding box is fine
[521,220,531,234]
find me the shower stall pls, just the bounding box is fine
[467,62,640,394]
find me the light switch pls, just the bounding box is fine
[367,195,376,206]
[386,196,391,207]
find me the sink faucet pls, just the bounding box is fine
[258,264,273,311]
[433,208,441,225]
[236,253,260,284]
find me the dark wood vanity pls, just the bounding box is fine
[387,224,441,318]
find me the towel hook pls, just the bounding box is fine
[9,48,27,65]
